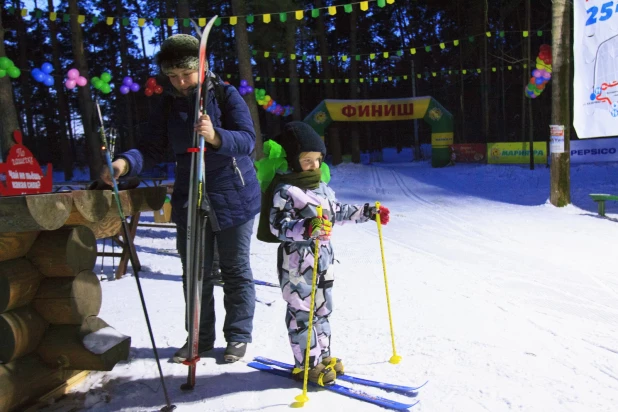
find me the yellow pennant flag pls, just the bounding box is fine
[439,43,445,49]
[296,10,303,20]
[383,52,389,58]
[264,51,270,57]
[290,54,296,60]
[360,1,369,11]
[138,18,146,27]
[21,8,27,17]
[300,78,304,83]
[167,18,175,26]
[410,48,416,55]
[256,77,261,81]
[508,65,512,71]
[329,6,337,15]
[370,53,375,59]
[403,75,408,80]
[229,16,237,25]
[78,15,85,24]
[50,12,57,21]
[345,79,349,83]
[316,79,320,84]
[388,76,392,81]
[286,78,290,83]
[330,79,335,83]
[106,17,114,25]
[199,18,206,26]
[263,14,271,23]
[316,55,322,62]
[387,0,395,3]
[271,77,275,82]
[342,55,348,61]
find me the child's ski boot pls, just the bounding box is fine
[292,363,336,386]
[322,356,344,376]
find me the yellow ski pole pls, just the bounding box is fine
[293,205,323,407]
[375,201,402,364]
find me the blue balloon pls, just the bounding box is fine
[43,75,54,87]
[41,62,54,74]
[535,77,544,85]
[31,68,42,80]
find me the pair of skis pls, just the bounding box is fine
[249,356,427,410]
[182,15,218,391]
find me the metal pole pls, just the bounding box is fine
[411,60,420,160]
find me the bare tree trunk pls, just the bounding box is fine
[482,1,490,144]
[68,0,101,179]
[285,17,301,121]
[116,0,135,149]
[48,0,73,180]
[231,0,263,159]
[14,0,36,154]
[348,7,360,163]
[315,0,340,164]
[0,10,19,160]
[177,0,190,35]
[550,0,571,206]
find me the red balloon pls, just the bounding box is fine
[146,77,157,88]
[154,85,163,94]
[144,87,154,96]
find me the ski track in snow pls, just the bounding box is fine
[41,162,618,412]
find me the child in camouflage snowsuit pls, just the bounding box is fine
[256,121,390,385]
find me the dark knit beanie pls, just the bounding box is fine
[276,121,326,172]
[156,34,200,74]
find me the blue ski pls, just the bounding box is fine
[254,356,426,395]
[253,279,279,288]
[247,361,418,410]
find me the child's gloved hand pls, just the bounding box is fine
[363,204,390,225]
[303,216,332,241]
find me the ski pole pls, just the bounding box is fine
[375,201,401,364]
[293,205,323,407]
[96,101,176,412]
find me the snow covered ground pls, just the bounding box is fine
[43,161,618,412]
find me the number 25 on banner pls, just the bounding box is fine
[586,1,618,26]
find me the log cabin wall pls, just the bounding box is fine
[0,187,166,412]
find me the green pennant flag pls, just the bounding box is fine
[247,15,254,24]
[355,55,361,61]
[63,14,70,22]
[252,50,257,56]
[154,18,161,26]
[123,17,130,26]
[7,6,15,14]
[302,55,308,61]
[397,50,403,56]
[377,0,386,7]
[277,52,283,59]
[468,36,475,42]
[499,31,505,37]
[92,16,99,24]
[537,30,543,36]
[215,17,222,26]
[425,45,432,52]
[183,18,190,27]
[312,9,320,18]
[344,4,353,13]
[35,9,42,18]
[280,13,287,22]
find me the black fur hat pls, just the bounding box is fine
[155,34,200,74]
[276,121,326,172]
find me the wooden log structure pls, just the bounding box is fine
[37,316,130,371]
[63,190,112,226]
[0,232,39,263]
[0,355,83,412]
[26,226,97,277]
[0,193,72,233]
[32,270,102,325]
[0,306,48,363]
[0,259,43,313]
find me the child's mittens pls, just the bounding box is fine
[363,203,390,225]
[304,216,332,241]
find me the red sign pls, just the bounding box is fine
[449,144,487,163]
[0,130,52,196]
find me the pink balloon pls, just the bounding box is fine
[65,79,77,89]
[76,76,87,86]
[67,68,79,80]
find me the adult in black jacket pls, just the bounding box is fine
[101,34,260,363]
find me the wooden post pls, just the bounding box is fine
[26,226,97,277]
[32,270,102,325]
[37,316,130,371]
[0,306,48,363]
[0,193,72,233]
[0,232,39,263]
[0,258,43,313]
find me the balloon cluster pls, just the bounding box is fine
[120,76,140,95]
[144,77,163,96]
[525,44,552,99]
[32,62,55,87]
[91,72,112,94]
[238,79,254,96]
[254,88,294,117]
[64,68,88,89]
[0,57,21,79]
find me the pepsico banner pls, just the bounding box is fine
[487,142,547,164]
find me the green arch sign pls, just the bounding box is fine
[303,96,454,167]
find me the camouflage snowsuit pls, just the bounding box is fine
[269,181,370,368]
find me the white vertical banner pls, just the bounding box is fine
[573,0,618,138]
[550,125,565,153]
